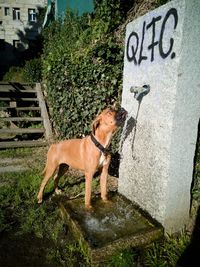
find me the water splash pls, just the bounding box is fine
[68,194,151,247]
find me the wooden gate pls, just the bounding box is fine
[0,82,53,148]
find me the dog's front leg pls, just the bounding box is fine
[100,154,111,202]
[84,171,95,209]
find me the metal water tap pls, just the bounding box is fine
[130,84,150,101]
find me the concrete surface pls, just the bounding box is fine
[119,0,200,232]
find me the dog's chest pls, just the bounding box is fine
[99,153,106,166]
[97,134,111,166]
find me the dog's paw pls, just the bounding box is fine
[85,204,94,212]
[55,188,62,195]
[102,199,113,208]
[37,198,43,204]
[101,197,110,203]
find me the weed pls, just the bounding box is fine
[108,248,138,267]
[78,238,91,265]
[143,242,168,267]
[143,232,190,267]
[3,66,26,83]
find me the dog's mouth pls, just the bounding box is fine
[115,107,128,126]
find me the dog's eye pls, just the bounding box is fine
[107,111,113,116]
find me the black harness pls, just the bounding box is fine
[90,134,109,155]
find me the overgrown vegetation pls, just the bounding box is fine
[41,1,133,142]
[142,233,190,267]
[3,66,26,83]
[3,58,42,83]
[107,232,191,267]
[23,58,42,83]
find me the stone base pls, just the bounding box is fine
[59,193,163,265]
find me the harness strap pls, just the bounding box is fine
[90,134,109,155]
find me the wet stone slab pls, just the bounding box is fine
[59,193,163,265]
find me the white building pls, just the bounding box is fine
[0,0,47,76]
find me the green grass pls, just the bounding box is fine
[0,168,88,266]
[0,139,199,266]
[0,170,54,236]
[142,232,190,267]
[105,231,190,267]
[108,248,138,267]
[0,147,36,159]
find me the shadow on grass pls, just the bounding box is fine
[177,205,200,267]
[0,231,54,267]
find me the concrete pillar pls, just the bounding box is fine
[119,0,200,232]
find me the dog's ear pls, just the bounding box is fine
[92,116,101,135]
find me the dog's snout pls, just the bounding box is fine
[119,107,127,115]
[115,107,128,125]
[118,107,128,118]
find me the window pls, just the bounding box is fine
[0,39,5,50]
[28,9,36,22]
[13,40,20,49]
[5,7,10,16]
[13,8,20,20]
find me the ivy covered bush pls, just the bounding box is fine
[23,58,42,83]
[42,0,132,141]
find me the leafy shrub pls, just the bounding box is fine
[23,58,42,83]
[3,66,25,83]
[42,1,132,151]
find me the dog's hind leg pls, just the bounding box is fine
[37,163,57,204]
[54,163,69,195]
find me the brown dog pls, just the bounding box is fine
[37,107,127,209]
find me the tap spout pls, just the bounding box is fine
[130,84,150,101]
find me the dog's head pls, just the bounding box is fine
[92,107,127,134]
